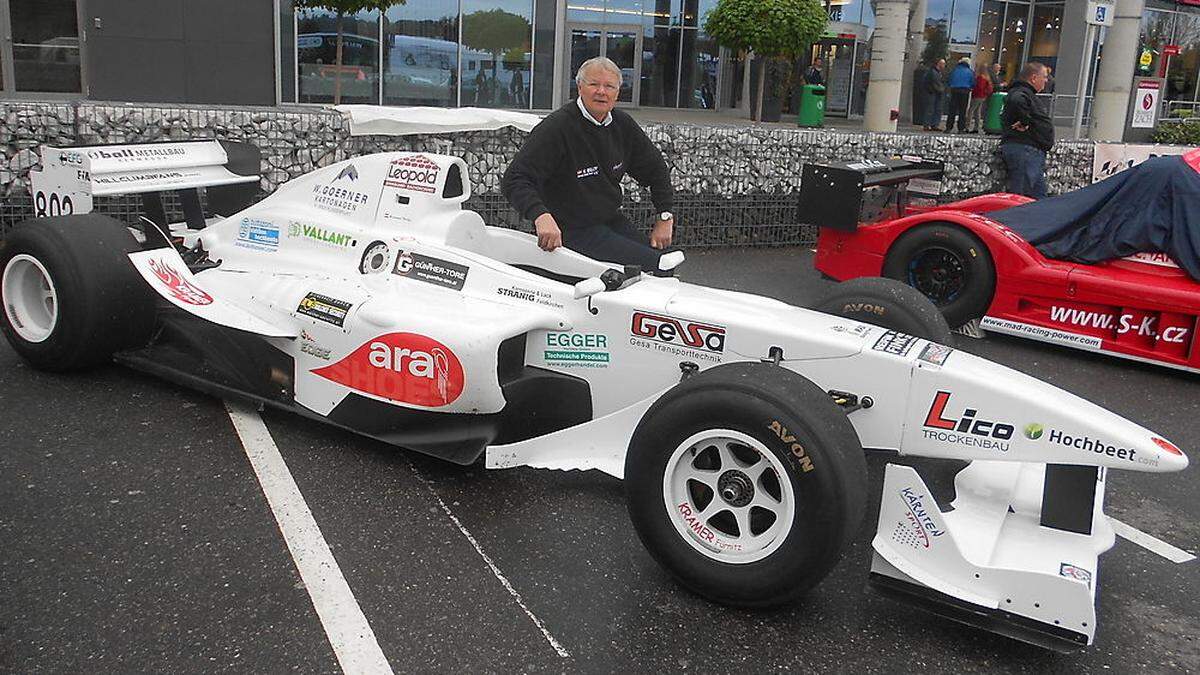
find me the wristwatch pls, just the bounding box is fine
[658,211,673,221]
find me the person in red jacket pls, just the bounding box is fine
[967,63,994,133]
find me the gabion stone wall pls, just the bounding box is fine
[0,100,1095,246]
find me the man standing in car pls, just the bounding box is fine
[999,62,1054,198]
[502,57,675,270]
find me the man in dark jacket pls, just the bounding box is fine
[999,62,1054,198]
[923,58,946,131]
[502,57,675,270]
[804,58,825,86]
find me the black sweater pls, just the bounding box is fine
[502,100,673,231]
[1001,81,1054,152]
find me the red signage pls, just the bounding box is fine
[312,332,465,407]
[1164,44,1181,56]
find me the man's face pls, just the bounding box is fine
[936,59,945,71]
[992,63,1001,74]
[1027,67,1048,92]
[814,59,823,68]
[577,67,620,120]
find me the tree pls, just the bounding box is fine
[704,0,827,121]
[295,0,405,105]
[920,22,948,66]
[462,8,531,106]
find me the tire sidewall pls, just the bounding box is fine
[1,226,95,368]
[883,223,995,327]
[627,377,862,605]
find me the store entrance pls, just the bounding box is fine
[812,37,858,117]
[565,23,643,105]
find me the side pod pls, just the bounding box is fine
[870,462,1111,651]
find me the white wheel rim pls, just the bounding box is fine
[3,253,59,343]
[662,429,796,564]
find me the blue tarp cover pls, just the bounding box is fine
[992,155,1200,281]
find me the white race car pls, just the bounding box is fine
[1,142,1189,650]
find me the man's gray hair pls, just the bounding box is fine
[576,57,623,87]
[1020,61,1047,81]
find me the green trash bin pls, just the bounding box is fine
[797,84,826,127]
[984,91,1007,134]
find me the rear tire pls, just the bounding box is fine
[813,276,955,345]
[1,215,155,371]
[882,222,996,327]
[625,362,867,608]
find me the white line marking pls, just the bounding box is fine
[409,463,571,659]
[1109,516,1197,564]
[225,402,394,674]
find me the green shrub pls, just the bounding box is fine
[1151,119,1200,145]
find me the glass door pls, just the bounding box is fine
[605,29,638,103]
[565,23,643,106]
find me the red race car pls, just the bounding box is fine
[809,155,1200,375]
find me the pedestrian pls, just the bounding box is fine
[946,57,974,133]
[990,62,1004,91]
[1044,66,1055,94]
[923,58,946,131]
[502,57,675,270]
[999,62,1054,198]
[804,58,825,87]
[967,63,993,133]
[510,67,525,108]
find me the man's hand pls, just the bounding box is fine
[650,218,674,249]
[1011,121,1029,132]
[534,213,562,251]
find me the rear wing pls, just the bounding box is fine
[28,140,261,225]
[799,156,944,231]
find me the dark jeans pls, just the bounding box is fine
[946,88,971,132]
[1000,143,1047,199]
[925,92,944,128]
[562,213,662,271]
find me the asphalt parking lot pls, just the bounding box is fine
[3,248,1197,673]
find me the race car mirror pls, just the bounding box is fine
[573,276,607,299]
[658,250,685,272]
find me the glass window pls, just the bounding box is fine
[533,0,558,108]
[645,0,681,26]
[1167,13,1200,102]
[679,29,719,108]
[297,7,381,104]
[383,1,458,107]
[1028,4,1062,77]
[10,0,80,93]
[280,1,296,102]
[998,2,1029,83]
[950,0,982,45]
[641,26,679,106]
[976,0,1004,73]
[608,0,644,22]
[1137,10,1173,79]
[462,0,534,108]
[923,0,953,63]
[568,0,607,23]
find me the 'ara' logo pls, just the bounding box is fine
[311,332,464,407]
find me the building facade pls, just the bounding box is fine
[6,0,1200,120]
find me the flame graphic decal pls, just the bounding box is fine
[148,258,213,306]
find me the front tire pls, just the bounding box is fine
[1,215,155,371]
[625,362,867,607]
[882,222,996,327]
[813,276,955,345]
